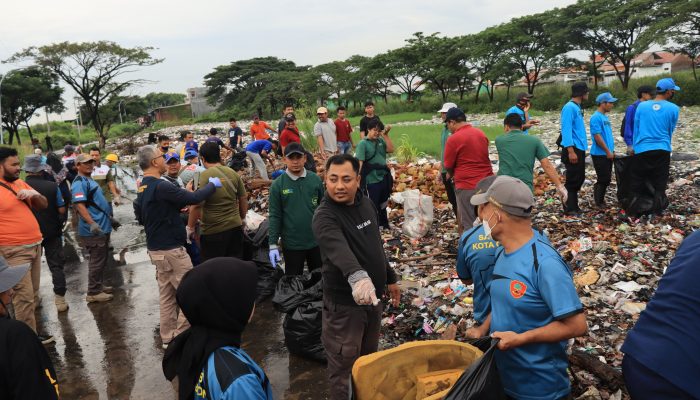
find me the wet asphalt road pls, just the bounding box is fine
[35,204,329,399]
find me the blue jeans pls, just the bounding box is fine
[338,141,352,155]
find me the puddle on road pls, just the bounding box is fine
[37,203,329,399]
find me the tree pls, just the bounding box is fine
[379,44,423,102]
[313,61,350,106]
[498,12,569,94]
[657,0,700,81]
[361,55,395,104]
[144,92,186,108]
[407,33,462,101]
[0,67,64,145]
[9,41,162,148]
[570,0,660,90]
[454,29,506,103]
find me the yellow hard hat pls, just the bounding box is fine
[105,154,119,162]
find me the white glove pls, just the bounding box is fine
[185,226,194,244]
[348,271,379,306]
[556,184,568,204]
[16,189,40,200]
[89,222,104,235]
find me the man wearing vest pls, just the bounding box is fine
[268,143,325,275]
[559,82,589,215]
[134,144,220,349]
[24,155,69,313]
[470,175,587,400]
[71,154,114,303]
[0,147,51,343]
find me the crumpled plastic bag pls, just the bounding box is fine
[272,271,323,313]
[283,300,325,362]
[444,338,506,400]
[402,189,434,238]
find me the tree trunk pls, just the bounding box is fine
[25,122,34,142]
[506,84,512,99]
[474,80,483,104]
[591,50,599,90]
[693,63,697,81]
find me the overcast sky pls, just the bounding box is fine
[0,0,577,120]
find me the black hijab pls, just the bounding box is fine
[162,257,258,400]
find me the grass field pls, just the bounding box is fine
[349,124,505,158]
[347,112,436,127]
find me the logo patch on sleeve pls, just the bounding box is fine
[510,280,527,299]
[74,193,85,199]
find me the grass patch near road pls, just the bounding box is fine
[350,124,504,158]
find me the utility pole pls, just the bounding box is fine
[118,100,124,124]
[73,97,82,146]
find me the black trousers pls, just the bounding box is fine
[628,150,671,215]
[562,148,586,212]
[42,235,66,296]
[282,246,322,276]
[366,173,392,228]
[200,226,244,262]
[441,173,458,218]
[591,156,613,187]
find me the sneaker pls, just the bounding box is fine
[38,333,55,345]
[54,295,69,313]
[102,286,114,294]
[86,292,114,303]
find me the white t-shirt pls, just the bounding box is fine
[314,120,338,153]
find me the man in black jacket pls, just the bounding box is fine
[312,154,401,400]
[24,155,69,313]
[133,145,221,349]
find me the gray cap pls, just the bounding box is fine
[471,175,535,217]
[22,155,45,173]
[0,256,30,293]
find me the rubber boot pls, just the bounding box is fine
[593,184,606,208]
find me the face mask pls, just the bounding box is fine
[472,217,482,227]
[483,212,499,239]
[161,146,169,152]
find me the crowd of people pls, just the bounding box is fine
[0,76,695,400]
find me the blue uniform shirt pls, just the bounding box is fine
[560,100,587,151]
[456,225,498,324]
[71,176,112,237]
[589,111,614,156]
[623,100,641,146]
[506,105,529,135]
[195,346,273,400]
[621,231,700,396]
[490,235,583,400]
[246,140,272,154]
[633,100,679,154]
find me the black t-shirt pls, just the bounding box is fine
[0,318,59,400]
[359,115,385,137]
[228,127,243,147]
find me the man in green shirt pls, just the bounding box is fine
[355,119,394,229]
[268,143,325,275]
[496,113,567,202]
[188,142,248,261]
[438,102,458,219]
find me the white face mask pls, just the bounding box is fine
[472,217,482,227]
[483,212,499,239]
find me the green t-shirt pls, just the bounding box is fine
[440,126,450,173]
[495,130,550,191]
[199,165,247,235]
[355,137,388,185]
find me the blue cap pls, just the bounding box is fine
[595,92,618,104]
[445,107,466,122]
[656,77,680,92]
[164,151,180,163]
[184,149,198,160]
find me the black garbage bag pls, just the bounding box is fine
[283,300,325,362]
[229,150,248,171]
[615,156,669,216]
[243,220,283,302]
[272,271,323,313]
[444,339,506,400]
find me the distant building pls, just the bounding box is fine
[597,51,695,85]
[153,103,192,122]
[186,87,217,118]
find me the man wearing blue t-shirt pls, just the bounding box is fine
[506,92,539,135]
[622,85,655,155]
[471,176,587,400]
[629,77,680,217]
[621,230,700,399]
[71,154,113,303]
[559,82,589,215]
[245,140,278,180]
[589,92,617,208]
[455,176,498,333]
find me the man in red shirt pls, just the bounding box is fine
[279,113,301,153]
[334,106,354,154]
[0,147,52,343]
[443,107,494,233]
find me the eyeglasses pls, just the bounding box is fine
[151,154,166,162]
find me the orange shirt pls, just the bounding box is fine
[250,122,272,140]
[0,178,43,245]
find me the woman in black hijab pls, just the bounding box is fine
[163,257,273,400]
